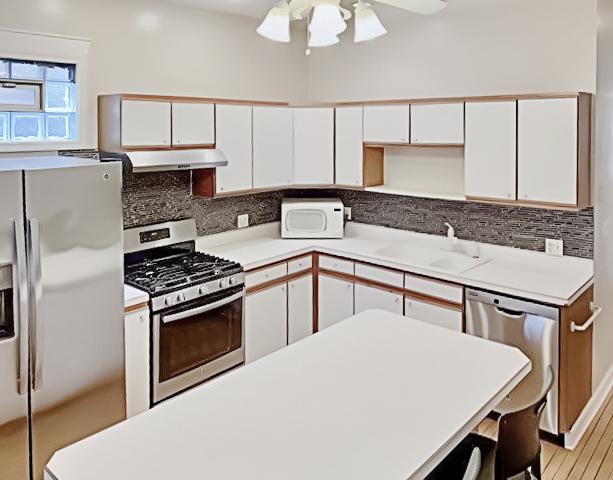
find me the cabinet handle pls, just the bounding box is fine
[571,302,602,333]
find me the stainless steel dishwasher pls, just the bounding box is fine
[465,289,559,435]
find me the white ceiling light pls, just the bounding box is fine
[257,0,447,49]
[354,0,387,43]
[256,0,291,43]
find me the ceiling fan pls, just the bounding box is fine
[257,0,448,51]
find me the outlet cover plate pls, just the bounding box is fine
[546,238,564,257]
[237,214,249,229]
[344,207,352,221]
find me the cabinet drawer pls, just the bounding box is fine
[246,263,288,288]
[404,273,463,304]
[319,255,354,275]
[288,256,313,274]
[355,263,403,288]
[405,297,463,332]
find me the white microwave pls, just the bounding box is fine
[281,198,345,239]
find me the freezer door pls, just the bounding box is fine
[24,163,126,480]
[0,170,30,480]
[465,297,560,434]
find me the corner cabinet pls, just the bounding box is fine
[292,108,334,185]
[252,106,293,189]
[317,274,355,331]
[335,106,364,187]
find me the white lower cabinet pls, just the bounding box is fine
[354,283,403,315]
[318,274,354,331]
[124,307,150,418]
[288,275,313,344]
[245,284,288,363]
[404,297,463,332]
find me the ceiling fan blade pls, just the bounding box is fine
[373,0,448,15]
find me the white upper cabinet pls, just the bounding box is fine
[293,108,334,185]
[253,106,293,189]
[363,105,410,144]
[465,101,517,200]
[171,102,215,146]
[354,284,403,316]
[215,104,253,194]
[518,98,578,205]
[121,100,171,147]
[288,274,313,344]
[410,103,464,145]
[335,106,364,187]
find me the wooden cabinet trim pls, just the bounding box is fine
[404,291,463,311]
[246,269,312,295]
[124,302,149,314]
[245,254,313,274]
[120,93,288,106]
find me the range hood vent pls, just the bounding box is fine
[100,149,228,173]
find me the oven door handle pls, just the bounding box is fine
[161,290,244,324]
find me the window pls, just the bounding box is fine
[0,58,78,143]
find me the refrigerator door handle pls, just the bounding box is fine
[13,218,29,396]
[28,218,44,392]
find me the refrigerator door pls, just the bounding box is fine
[0,170,30,480]
[24,163,126,480]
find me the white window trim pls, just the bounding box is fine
[0,29,91,153]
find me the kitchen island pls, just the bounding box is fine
[46,310,529,480]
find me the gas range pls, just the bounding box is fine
[124,220,245,312]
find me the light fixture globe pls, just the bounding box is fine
[354,0,387,43]
[308,29,340,47]
[309,0,347,35]
[257,0,291,42]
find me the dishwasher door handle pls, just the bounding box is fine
[495,307,525,319]
[571,302,602,333]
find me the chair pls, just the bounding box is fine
[427,365,554,480]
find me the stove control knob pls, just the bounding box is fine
[229,277,237,286]
[176,293,186,303]
[198,285,207,295]
[218,279,227,289]
[164,297,173,307]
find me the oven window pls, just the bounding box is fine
[158,294,242,382]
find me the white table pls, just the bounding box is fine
[46,310,530,480]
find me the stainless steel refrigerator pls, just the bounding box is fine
[0,156,125,480]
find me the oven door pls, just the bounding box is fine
[152,287,245,404]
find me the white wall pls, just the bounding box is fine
[0,0,308,149]
[306,0,597,102]
[593,0,613,390]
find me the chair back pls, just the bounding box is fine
[495,365,554,479]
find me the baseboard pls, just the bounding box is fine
[564,365,613,450]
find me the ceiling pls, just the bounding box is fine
[162,0,291,18]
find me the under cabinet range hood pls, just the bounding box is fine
[100,149,228,173]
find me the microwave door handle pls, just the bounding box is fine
[162,290,244,324]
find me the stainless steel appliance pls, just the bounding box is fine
[281,198,345,239]
[100,149,228,173]
[0,156,125,480]
[124,220,245,404]
[465,289,559,434]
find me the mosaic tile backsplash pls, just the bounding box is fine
[61,151,594,259]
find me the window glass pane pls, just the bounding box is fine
[0,61,8,79]
[45,113,77,141]
[0,83,41,110]
[0,112,8,141]
[45,65,74,82]
[45,82,76,112]
[11,113,44,142]
[10,62,44,80]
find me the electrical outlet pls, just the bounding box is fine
[237,214,249,229]
[344,207,352,221]
[545,238,564,257]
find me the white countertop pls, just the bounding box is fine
[123,285,149,310]
[46,310,530,480]
[197,222,593,306]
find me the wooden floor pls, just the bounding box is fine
[475,392,613,479]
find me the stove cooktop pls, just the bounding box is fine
[124,252,243,295]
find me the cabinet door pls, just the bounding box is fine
[318,274,354,331]
[335,106,364,186]
[405,297,463,332]
[121,100,171,147]
[253,107,293,189]
[124,309,150,418]
[354,283,403,315]
[363,105,410,144]
[293,108,334,185]
[171,102,215,146]
[245,284,288,363]
[410,103,464,145]
[465,101,517,200]
[288,274,313,344]
[518,98,578,205]
[215,104,253,194]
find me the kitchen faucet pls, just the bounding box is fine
[444,222,458,247]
